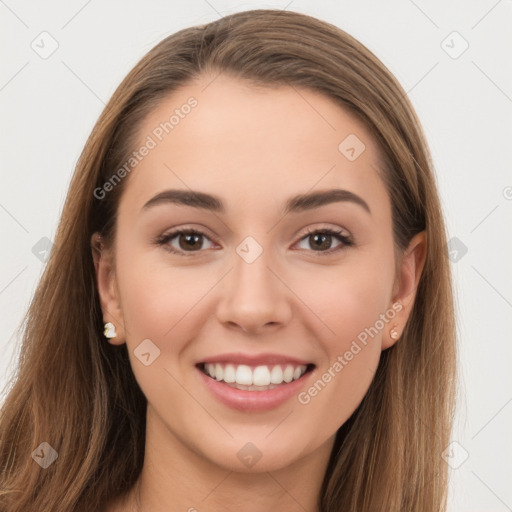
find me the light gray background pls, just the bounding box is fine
[1,1,511,510]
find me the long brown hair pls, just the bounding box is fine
[0,9,457,511]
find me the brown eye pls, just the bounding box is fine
[177,232,204,251]
[295,228,353,254]
[308,233,335,251]
[156,229,216,255]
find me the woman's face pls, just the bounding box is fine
[94,73,424,473]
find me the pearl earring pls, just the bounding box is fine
[390,324,399,340]
[104,322,117,339]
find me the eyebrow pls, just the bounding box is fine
[141,188,371,216]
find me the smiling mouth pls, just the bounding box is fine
[197,362,315,391]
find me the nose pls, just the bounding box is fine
[215,247,292,335]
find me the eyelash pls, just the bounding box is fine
[154,226,354,257]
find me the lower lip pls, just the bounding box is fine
[197,366,315,412]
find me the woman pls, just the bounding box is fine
[0,9,457,512]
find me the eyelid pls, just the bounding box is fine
[298,225,352,241]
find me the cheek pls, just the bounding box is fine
[289,250,393,422]
[294,263,391,435]
[114,241,211,348]
[293,256,394,351]
[297,340,381,448]
[114,247,216,402]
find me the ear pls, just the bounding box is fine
[91,232,125,345]
[382,230,427,350]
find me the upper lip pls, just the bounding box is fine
[197,352,314,367]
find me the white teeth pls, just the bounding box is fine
[270,365,283,384]
[283,365,294,383]
[202,362,308,388]
[215,363,224,381]
[235,365,253,386]
[253,366,271,386]
[223,364,236,383]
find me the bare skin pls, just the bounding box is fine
[93,73,426,512]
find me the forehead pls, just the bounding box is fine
[117,73,390,223]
